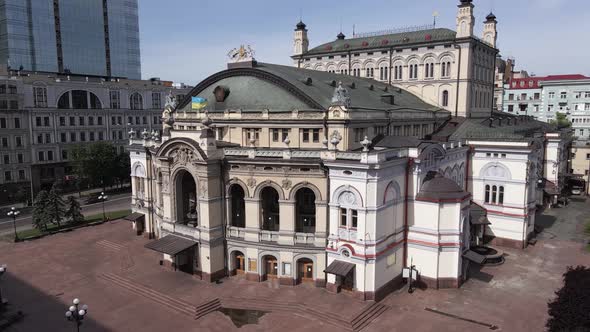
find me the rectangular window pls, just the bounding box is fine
[153,116,159,125]
[118,131,123,140]
[36,117,42,127]
[89,116,94,126]
[99,132,104,140]
[14,117,20,128]
[70,133,76,142]
[585,92,590,98]
[312,129,320,143]
[15,136,22,147]
[393,126,401,136]
[302,129,310,142]
[128,116,133,125]
[0,118,5,128]
[3,155,9,164]
[110,90,121,109]
[1,137,7,147]
[80,132,86,141]
[548,104,554,112]
[44,117,49,126]
[4,171,11,181]
[45,133,50,143]
[549,92,555,99]
[33,87,48,107]
[97,116,103,125]
[142,116,147,125]
[17,153,23,163]
[561,92,567,99]
[8,85,16,94]
[351,210,358,228]
[18,170,25,180]
[79,116,85,125]
[534,93,540,100]
[112,131,117,140]
[62,150,68,160]
[38,151,44,161]
[59,116,65,126]
[245,128,260,142]
[152,92,162,109]
[89,132,95,141]
[69,116,75,126]
[61,133,66,143]
[47,150,53,161]
[37,134,42,144]
[585,103,590,111]
[111,116,116,125]
[340,208,347,227]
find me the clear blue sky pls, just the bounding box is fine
[138,0,588,84]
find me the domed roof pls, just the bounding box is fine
[486,12,497,21]
[460,0,473,3]
[296,21,306,30]
[416,173,469,202]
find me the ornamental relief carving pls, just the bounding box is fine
[339,191,356,206]
[282,179,292,190]
[171,147,201,166]
[199,181,208,198]
[247,177,257,188]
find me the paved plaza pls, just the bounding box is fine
[1,198,589,331]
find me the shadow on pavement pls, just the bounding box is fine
[467,264,494,284]
[2,272,108,332]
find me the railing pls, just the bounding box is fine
[161,221,201,240]
[353,24,435,38]
[260,230,279,242]
[226,226,246,240]
[294,232,316,245]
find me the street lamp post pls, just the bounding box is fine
[98,192,108,222]
[0,264,7,308]
[65,298,88,332]
[7,207,20,242]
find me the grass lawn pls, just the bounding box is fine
[17,209,131,239]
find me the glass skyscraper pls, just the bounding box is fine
[0,0,140,79]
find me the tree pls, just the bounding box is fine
[64,196,84,224]
[549,112,571,128]
[114,152,131,187]
[32,190,49,232]
[546,266,590,331]
[71,142,119,190]
[46,185,66,228]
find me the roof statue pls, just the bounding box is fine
[162,91,177,136]
[227,45,255,62]
[331,81,351,108]
[165,91,177,110]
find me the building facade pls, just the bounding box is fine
[127,57,570,301]
[0,66,191,204]
[570,140,590,194]
[0,0,141,78]
[291,0,498,119]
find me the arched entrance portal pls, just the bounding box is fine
[295,188,316,233]
[262,255,278,280]
[297,258,314,284]
[260,187,280,231]
[229,185,245,227]
[175,170,198,226]
[231,251,245,275]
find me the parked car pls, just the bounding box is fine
[84,195,102,204]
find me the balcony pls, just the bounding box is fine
[260,230,279,242]
[226,226,246,240]
[294,232,316,245]
[162,221,201,240]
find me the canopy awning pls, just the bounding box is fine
[124,212,144,222]
[324,260,355,277]
[144,235,197,256]
[462,250,486,264]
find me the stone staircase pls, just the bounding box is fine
[221,297,374,331]
[99,273,220,319]
[350,302,390,331]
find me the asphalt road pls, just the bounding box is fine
[0,193,131,236]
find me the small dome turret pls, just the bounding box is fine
[336,32,345,40]
[295,20,306,30]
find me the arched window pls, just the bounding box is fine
[498,186,504,204]
[485,185,490,203]
[379,65,389,81]
[442,90,449,107]
[424,60,435,78]
[261,187,280,231]
[393,63,403,80]
[57,90,102,109]
[491,185,497,203]
[295,188,316,233]
[409,62,418,79]
[365,65,374,78]
[441,60,452,78]
[130,93,143,110]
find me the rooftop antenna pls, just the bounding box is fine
[299,8,302,22]
[353,24,355,36]
[433,11,439,27]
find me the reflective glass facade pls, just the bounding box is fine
[0,0,58,72]
[0,0,140,79]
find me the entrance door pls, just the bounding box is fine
[341,273,354,292]
[300,262,313,283]
[265,258,278,279]
[235,254,245,275]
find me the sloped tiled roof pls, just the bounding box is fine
[303,28,457,56]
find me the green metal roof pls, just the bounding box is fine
[178,62,446,113]
[303,28,457,56]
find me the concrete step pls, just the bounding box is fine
[195,298,222,320]
[352,303,389,331]
[100,273,197,316]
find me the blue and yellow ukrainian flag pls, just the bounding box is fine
[191,97,208,110]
